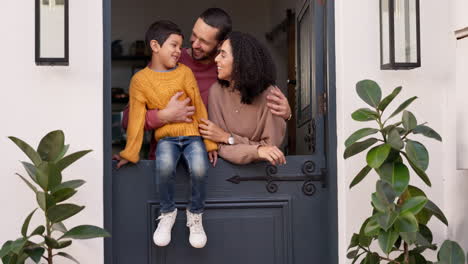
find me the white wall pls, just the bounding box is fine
[335,0,458,262]
[0,0,104,263]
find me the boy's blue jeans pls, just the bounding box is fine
[155,136,209,214]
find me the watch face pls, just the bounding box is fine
[228,136,234,145]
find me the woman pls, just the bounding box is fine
[199,31,286,166]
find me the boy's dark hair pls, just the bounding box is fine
[219,31,277,104]
[199,8,232,41]
[145,20,183,50]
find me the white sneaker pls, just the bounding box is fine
[153,208,177,247]
[186,210,207,248]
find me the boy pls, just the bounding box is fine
[117,20,217,249]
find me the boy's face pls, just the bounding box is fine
[154,34,183,70]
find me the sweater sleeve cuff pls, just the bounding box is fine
[119,150,139,164]
[145,109,164,130]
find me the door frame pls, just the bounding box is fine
[102,0,337,263]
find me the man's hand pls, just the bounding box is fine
[158,92,195,124]
[112,154,130,169]
[199,118,230,143]
[266,87,292,120]
[257,145,286,166]
[208,150,218,167]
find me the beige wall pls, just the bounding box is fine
[0,0,104,263]
[335,0,459,262]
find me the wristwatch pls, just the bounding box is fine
[227,134,235,145]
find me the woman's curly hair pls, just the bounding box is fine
[219,31,277,104]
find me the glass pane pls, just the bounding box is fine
[394,0,417,63]
[40,0,65,58]
[299,7,311,110]
[381,0,390,64]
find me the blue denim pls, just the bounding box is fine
[155,136,209,214]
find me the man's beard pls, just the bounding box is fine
[192,48,217,62]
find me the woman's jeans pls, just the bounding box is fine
[155,136,209,214]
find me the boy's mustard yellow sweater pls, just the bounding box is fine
[120,63,217,163]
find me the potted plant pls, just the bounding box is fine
[344,80,466,264]
[0,130,109,264]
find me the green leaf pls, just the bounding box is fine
[61,225,110,240]
[24,247,45,263]
[371,193,388,212]
[44,236,60,249]
[367,144,392,168]
[418,224,433,244]
[46,204,84,223]
[345,128,380,147]
[29,225,45,237]
[364,217,380,236]
[405,140,429,171]
[378,86,402,112]
[356,80,382,108]
[347,249,360,259]
[21,209,37,238]
[56,252,80,264]
[425,200,448,226]
[363,252,380,264]
[10,238,27,254]
[376,180,396,205]
[402,152,432,187]
[37,130,65,162]
[36,192,55,211]
[21,162,38,184]
[348,233,360,250]
[376,211,399,231]
[413,125,442,141]
[8,136,42,166]
[388,128,404,150]
[387,96,418,120]
[344,138,379,159]
[392,162,410,196]
[378,229,399,254]
[350,165,372,188]
[0,241,13,259]
[50,180,86,193]
[56,150,92,172]
[56,240,72,249]
[16,174,38,194]
[400,196,428,215]
[52,188,77,203]
[395,212,419,233]
[359,219,373,247]
[38,162,62,191]
[54,144,70,162]
[352,108,379,121]
[437,240,466,264]
[402,111,417,131]
[51,222,68,233]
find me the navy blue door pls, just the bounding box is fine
[107,0,336,263]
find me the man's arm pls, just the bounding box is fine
[121,91,195,130]
[266,86,292,120]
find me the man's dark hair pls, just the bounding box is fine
[219,31,277,104]
[145,20,183,50]
[199,8,232,41]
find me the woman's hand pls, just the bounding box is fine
[199,118,230,143]
[257,145,286,166]
[112,154,129,169]
[266,87,292,120]
[208,150,218,167]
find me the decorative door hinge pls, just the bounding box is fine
[319,92,327,115]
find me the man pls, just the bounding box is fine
[117,8,291,166]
